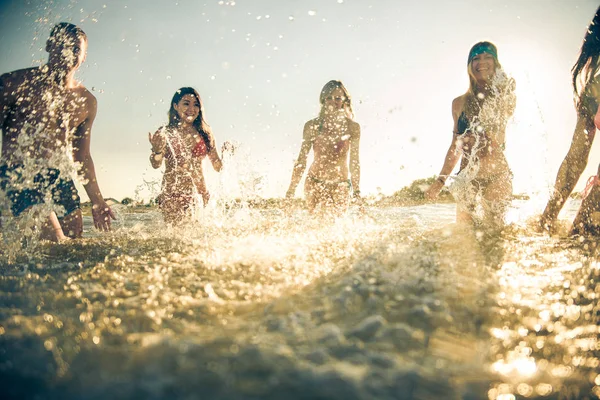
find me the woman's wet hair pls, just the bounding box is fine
[572,6,600,113]
[167,87,213,151]
[319,80,354,119]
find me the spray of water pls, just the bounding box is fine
[448,70,516,228]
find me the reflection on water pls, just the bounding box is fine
[0,200,598,399]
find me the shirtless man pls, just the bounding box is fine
[0,22,115,241]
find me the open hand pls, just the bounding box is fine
[424,180,444,201]
[92,201,117,231]
[221,141,236,155]
[148,129,166,153]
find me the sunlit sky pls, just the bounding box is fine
[0,0,599,202]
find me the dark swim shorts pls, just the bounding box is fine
[0,164,81,217]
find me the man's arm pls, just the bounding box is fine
[0,73,14,132]
[72,92,115,231]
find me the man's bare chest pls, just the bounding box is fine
[10,85,86,133]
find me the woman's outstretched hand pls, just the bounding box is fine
[221,141,236,155]
[352,191,366,214]
[425,180,444,201]
[148,129,166,153]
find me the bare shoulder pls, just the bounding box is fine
[71,85,97,116]
[301,118,319,142]
[347,118,360,131]
[75,85,97,105]
[451,94,467,116]
[304,118,319,130]
[1,67,39,90]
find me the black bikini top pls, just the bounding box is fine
[456,111,469,135]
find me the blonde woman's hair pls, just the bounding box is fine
[318,80,354,120]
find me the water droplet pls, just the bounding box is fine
[308,10,316,16]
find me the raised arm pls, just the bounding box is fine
[425,97,464,200]
[207,146,223,172]
[202,129,223,172]
[349,121,361,198]
[286,121,314,198]
[149,128,166,169]
[72,93,116,231]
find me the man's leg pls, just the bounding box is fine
[41,211,69,242]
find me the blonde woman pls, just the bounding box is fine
[426,41,516,227]
[286,80,361,216]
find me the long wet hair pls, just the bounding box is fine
[572,6,600,114]
[318,80,354,120]
[167,87,213,151]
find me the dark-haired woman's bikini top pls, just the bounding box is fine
[192,138,209,158]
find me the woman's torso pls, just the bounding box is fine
[307,115,355,182]
[455,94,510,178]
[161,127,206,193]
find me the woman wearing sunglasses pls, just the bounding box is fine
[286,80,361,216]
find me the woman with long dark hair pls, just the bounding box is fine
[541,6,600,235]
[285,80,361,216]
[149,87,223,224]
[426,41,516,227]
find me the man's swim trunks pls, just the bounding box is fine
[0,164,81,217]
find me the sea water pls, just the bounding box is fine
[0,198,598,400]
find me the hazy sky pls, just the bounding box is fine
[0,0,598,202]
